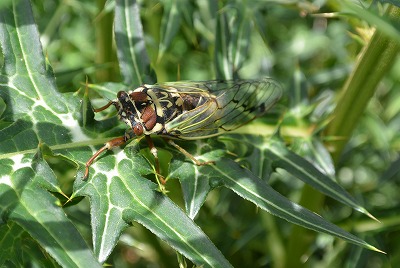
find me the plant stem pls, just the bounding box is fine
[285,5,400,267]
[327,5,400,162]
[95,0,117,82]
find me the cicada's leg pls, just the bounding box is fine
[166,139,215,166]
[84,136,126,180]
[145,135,166,184]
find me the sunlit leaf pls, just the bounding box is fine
[72,145,233,267]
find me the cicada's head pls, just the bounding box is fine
[115,89,159,137]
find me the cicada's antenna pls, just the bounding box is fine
[93,98,115,113]
[81,77,116,113]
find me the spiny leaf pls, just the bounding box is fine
[72,145,233,267]
[208,158,382,253]
[0,0,102,266]
[221,134,377,220]
[168,136,382,253]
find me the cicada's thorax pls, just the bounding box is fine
[114,85,208,137]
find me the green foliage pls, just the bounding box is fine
[1,0,399,267]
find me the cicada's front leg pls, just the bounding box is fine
[84,136,127,179]
[84,99,124,179]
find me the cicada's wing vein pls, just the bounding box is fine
[163,78,282,139]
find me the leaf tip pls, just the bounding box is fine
[367,245,386,254]
[358,208,380,223]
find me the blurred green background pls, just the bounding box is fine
[26,0,400,267]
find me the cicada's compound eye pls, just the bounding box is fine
[117,91,129,101]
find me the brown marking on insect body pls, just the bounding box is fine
[130,91,148,102]
[145,117,157,130]
[180,94,206,111]
[180,94,196,110]
[133,124,144,136]
[141,105,157,130]
[141,105,154,121]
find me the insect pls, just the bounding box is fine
[84,78,282,180]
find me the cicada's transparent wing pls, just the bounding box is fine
[162,78,282,140]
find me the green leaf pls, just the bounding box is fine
[168,136,381,252]
[0,0,13,9]
[214,3,252,79]
[215,7,233,80]
[0,146,100,267]
[0,222,61,267]
[0,96,5,117]
[72,145,233,267]
[267,137,376,216]
[158,0,182,61]
[0,222,24,265]
[209,159,381,252]
[0,0,101,266]
[341,1,400,43]
[114,0,155,85]
[222,134,376,220]
[0,96,11,129]
[193,0,217,42]
[168,140,225,218]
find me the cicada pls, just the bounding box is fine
[84,78,282,180]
